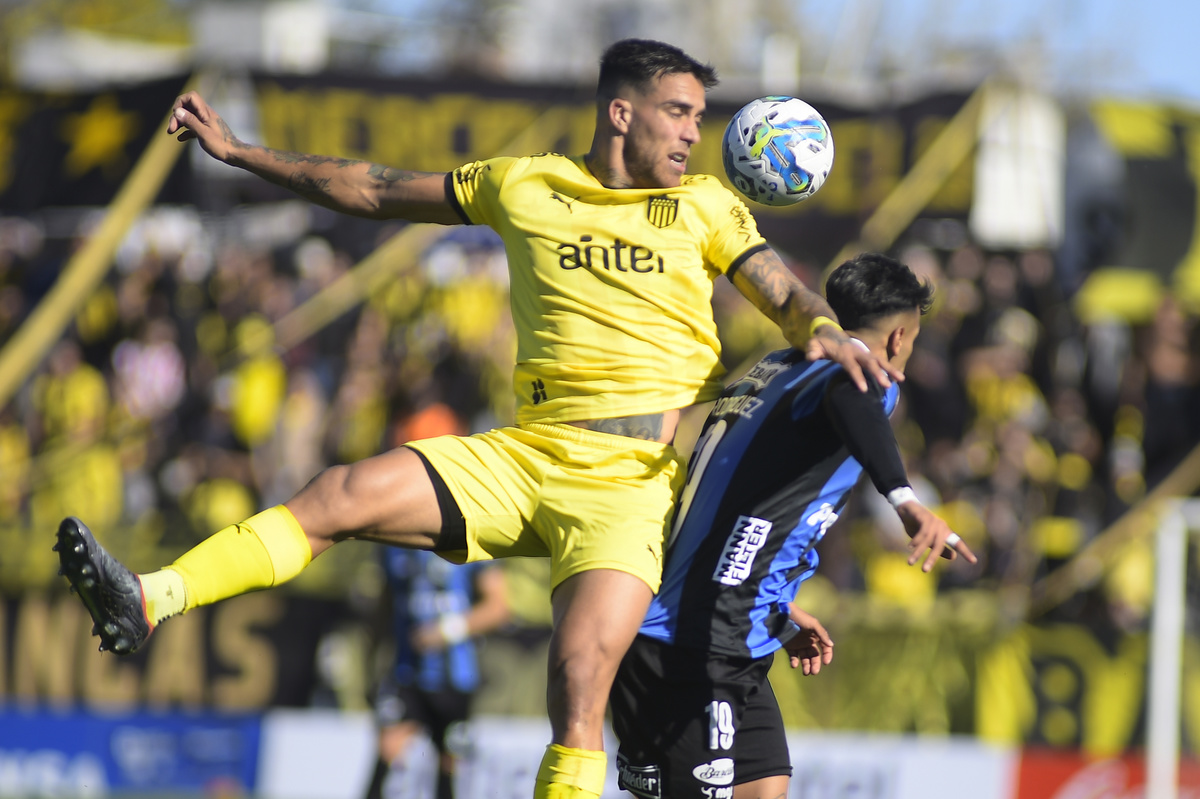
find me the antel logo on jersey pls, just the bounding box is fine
[617,758,662,799]
[557,236,665,273]
[712,516,772,586]
[692,757,735,786]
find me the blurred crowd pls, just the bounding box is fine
[1,202,1197,645]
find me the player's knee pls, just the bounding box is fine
[309,463,374,521]
[548,642,621,705]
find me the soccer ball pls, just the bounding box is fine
[722,96,835,207]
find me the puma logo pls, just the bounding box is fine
[550,192,577,213]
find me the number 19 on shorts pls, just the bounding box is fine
[706,701,734,750]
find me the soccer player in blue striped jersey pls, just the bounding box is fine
[364,552,509,799]
[610,253,978,799]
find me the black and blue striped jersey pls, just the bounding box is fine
[383,549,489,693]
[640,347,906,659]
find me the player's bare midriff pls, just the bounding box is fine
[568,408,681,444]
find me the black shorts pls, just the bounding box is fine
[609,635,791,799]
[373,680,472,754]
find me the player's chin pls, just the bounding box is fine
[661,161,686,185]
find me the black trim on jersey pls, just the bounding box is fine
[824,372,909,495]
[444,172,474,225]
[725,242,770,281]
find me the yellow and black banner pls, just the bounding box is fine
[0,70,981,265]
[0,76,192,212]
[247,73,975,265]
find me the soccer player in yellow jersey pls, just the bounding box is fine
[56,39,900,799]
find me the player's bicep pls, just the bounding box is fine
[824,377,908,493]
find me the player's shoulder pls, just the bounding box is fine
[503,152,577,176]
[460,152,574,181]
[679,173,757,220]
[826,364,894,403]
[680,172,737,197]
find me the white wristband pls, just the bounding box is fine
[887,486,919,509]
[438,613,469,645]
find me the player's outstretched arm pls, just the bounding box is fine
[167,91,462,224]
[893,496,978,573]
[729,248,901,391]
[783,604,834,675]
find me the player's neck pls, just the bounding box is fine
[847,333,890,365]
[583,149,629,189]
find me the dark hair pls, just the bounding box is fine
[596,39,718,101]
[824,252,934,331]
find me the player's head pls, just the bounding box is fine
[596,39,718,101]
[593,39,717,189]
[825,252,934,370]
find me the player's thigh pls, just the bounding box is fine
[374,683,438,761]
[548,569,654,672]
[733,774,789,799]
[407,431,550,561]
[422,689,473,753]
[611,639,780,799]
[534,434,685,593]
[728,677,792,788]
[288,446,442,544]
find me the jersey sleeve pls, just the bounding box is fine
[822,374,910,495]
[449,156,520,228]
[701,183,768,276]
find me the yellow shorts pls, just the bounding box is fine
[406,422,685,592]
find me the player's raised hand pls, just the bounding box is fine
[896,500,977,573]
[784,604,834,675]
[168,91,244,162]
[806,322,902,392]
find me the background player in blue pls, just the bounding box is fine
[610,253,979,799]
[364,551,509,799]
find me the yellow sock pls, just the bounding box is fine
[169,506,313,610]
[139,568,187,625]
[534,744,606,799]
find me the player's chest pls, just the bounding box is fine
[506,185,705,263]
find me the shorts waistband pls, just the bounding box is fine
[518,421,673,454]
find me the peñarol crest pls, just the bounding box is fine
[647,196,678,228]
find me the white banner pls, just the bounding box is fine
[255,712,1017,799]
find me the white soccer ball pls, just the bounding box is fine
[721,96,835,207]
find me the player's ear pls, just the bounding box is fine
[609,98,633,133]
[886,326,905,360]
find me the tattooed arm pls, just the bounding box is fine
[730,247,901,390]
[167,92,462,224]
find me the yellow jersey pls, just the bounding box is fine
[450,153,768,425]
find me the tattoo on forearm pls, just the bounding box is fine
[367,164,439,184]
[287,172,332,197]
[735,249,837,347]
[273,151,357,168]
[737,250,792,312]
[575,414,664,441]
